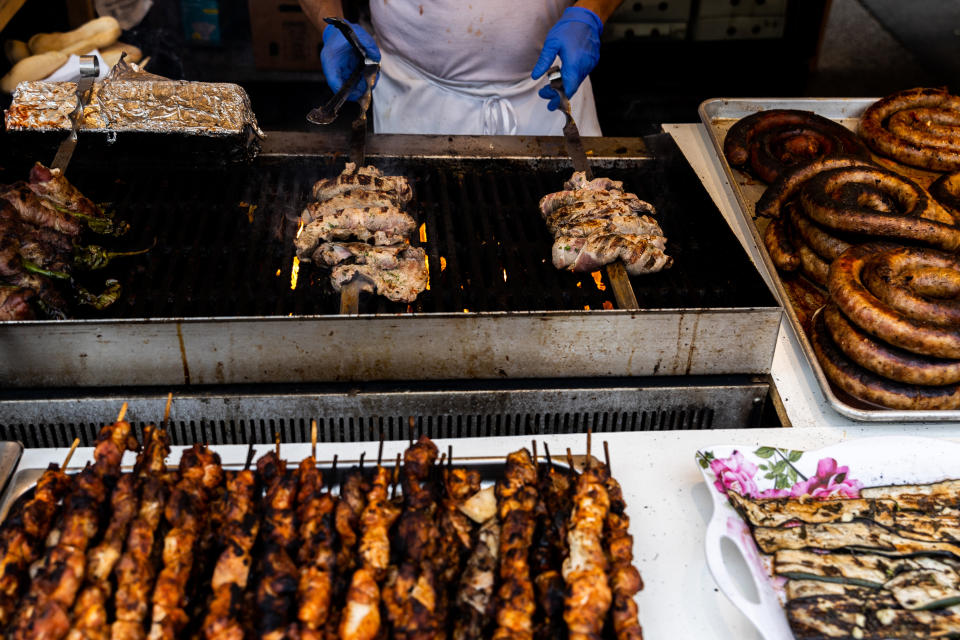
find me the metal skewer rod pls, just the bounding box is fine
[62,438,80,469]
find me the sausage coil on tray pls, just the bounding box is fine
[859,87,960,172]
[931,170,960,218]
[811,244,960,410]
[724,109,870,183]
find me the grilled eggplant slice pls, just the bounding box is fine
[785,579,881,601]
[754,520,960,557]
[861,480,960,512]
[785,593,960,639]
[885,560,960,611]
[727,490,898,528]
[774,550,905,588]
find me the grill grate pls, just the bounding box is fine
[0,133,774,317]
[0,376,777,448]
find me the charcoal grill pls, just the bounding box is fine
[0,131,780,392]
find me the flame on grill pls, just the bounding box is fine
[591,271,606,291]
[440,256,447,271]
[295,218,305,239]
[275,268,281,277]
[424,255,430,291]
[502,269,508,283]
[602,300,614,310]
[584,305,590,310]
[290,257,300,290]
[419,223,427,243]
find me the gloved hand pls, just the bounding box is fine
[531,6,603,111]
[320,20,382,101]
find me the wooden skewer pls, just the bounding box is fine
[244,443,256,470]
[586,427,592,469]
[311,420,318,461]
[604,440,611,472]
[391,453,401,499]
[162,392,172,429]
[566,447,575,471]
[62,438,80,469]
[359,451,366,469]
[274,431,280,459]
[116,402,128,423]
[447,445,452,468]
[327,455,338,496]
[543,442,554,472]
[377,430,384,468]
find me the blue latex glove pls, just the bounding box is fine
[320,20,382,102]
[531,6,603,111]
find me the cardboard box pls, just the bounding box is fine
[248,0,323,70]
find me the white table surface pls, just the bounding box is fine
[19,427,960,640]
[663,123,959,430]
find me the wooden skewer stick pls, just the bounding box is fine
[566,447,575,471]
[274,431,280,459]
[359,451,366,469]
[531,440,538,464]
[447,445,453,468]
[377,430,384,468]
[244,443,256,470]
[327,455,338,496]
[586,427,592,469]
[116,402,128,423]
[62,438,80,469]
[603,440,611,472]
[162,392,172,429]
[391,453,401,499]
[311,420,318,461]
[543,442,553,471]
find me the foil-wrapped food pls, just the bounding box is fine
[4,59,263,139]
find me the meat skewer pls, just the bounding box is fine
[147,445,224,640]
[202,444,259,640]
[382,436,443,640]
[492,448,539,640]
[254,447,299,640]
[0,455,71,627]
[603,442,644,640]
[562,448,612,640]
[294,423,337,640]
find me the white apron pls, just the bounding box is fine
[368,0,602,136]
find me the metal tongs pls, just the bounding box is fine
[51,55,100,172]
[546,65,639,310]
[306,18,381,314]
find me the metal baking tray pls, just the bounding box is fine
[699,97,960,423]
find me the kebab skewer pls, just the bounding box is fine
[147,445,224,640]
[603,442,643,640]
[254,448,299,640]
[491,448,539,640]
[533,444,576,640]
[202,445,259,640]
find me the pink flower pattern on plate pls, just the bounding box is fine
[707,449,861,499]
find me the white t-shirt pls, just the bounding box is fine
[370,0,572,83]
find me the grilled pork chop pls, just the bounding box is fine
[539,190,653,218]
[545,200,657,234]
[312,163,413,205]
[552,233,672,276]
[295,207,416,259]
[553,214,663,239]
[302,190,408,222]
[563,172,623,193]
[314,241,409,269]
[331,247,428,303]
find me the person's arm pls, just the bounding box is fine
[298,0,344,34]
[531,1,624,108]
[298,0,380,102]
[574,0,624,24]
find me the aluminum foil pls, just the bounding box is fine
[4,61,263,138]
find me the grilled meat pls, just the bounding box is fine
[312,163,413,205]
[314,241,409,269]
[294,458,336,640]
[492,449,539,640]
[339,567,381,640]
[331,246,428,304]
[552,233,672,276]
[437,468,482,588]
[543,198,655,231]
[147,446,223,640]
[541,172,670,277]
[605,474,643,640]
[532,464,575,640]
[0,183,83,237]
[0,285,35,320]
[302,191,411,221]
[28,164,103,220]
[562,465,612,640]
[358,466,402,578]
[453,517,500,640]
[0,464,69,627]
[296,206,416,256]
[255,451,299,640]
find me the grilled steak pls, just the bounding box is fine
[331,247,428,304]
[312,163,413,205]
[552,233,672,276]
[295,207,416,258]
[314,241,409,269]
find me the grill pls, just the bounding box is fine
[0,131,780,394]
[2,133,768,317]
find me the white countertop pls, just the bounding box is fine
[20,427,960,640]
[663,123,958,430]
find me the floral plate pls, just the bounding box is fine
[695,436,960,640]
